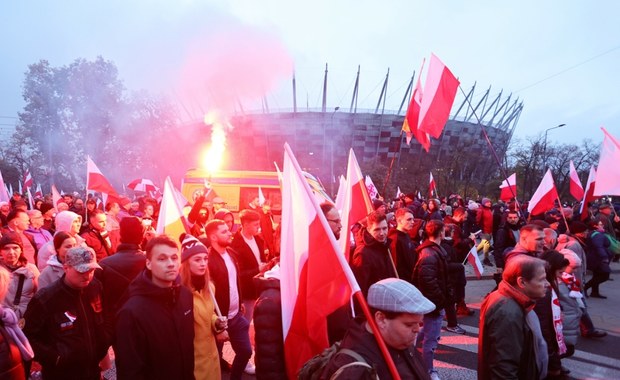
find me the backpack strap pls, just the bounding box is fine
[13,274,26,307]
[329,348,379,380]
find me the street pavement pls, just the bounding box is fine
[222,259,620,380]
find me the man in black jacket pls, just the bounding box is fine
[412,220,452,380]
[207,219,252,380]
[388,207,418,283]
[351,211,397,299]
[115,235,194,380]
[96,217,146,335]
[23,247,110,380]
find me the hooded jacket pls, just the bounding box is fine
[37,211,85,270]
[412,240,451,315]
[253,274,286,380]
[115,270,194,380]
[350,228,396,298]
[38,255,64,290]
[1,262,39,319]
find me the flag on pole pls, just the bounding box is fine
[593,127,620,196]
[339,149,374,260]
[51,184,62,211]
[429,172,437,198]
[395,186,403,200]
[22,169,33,190]
[569,161,584,200]
[156,176,190,242]
[499,173,517,201]
[258,186,265,206]
[334,175,346,213]
[465,246,484,279]
[418,53,460,139]
[86,156,118,197]
[0,170,9,203]
[26,188,34,210]
[580,167,597,221]
[365,175,379,199]
[402,59,431,151]
[34,183,43,199]
[528,169,559,216]
[280,143,360,379]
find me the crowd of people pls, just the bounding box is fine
[0,186,617,380]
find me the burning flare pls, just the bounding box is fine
[201,111,229,174]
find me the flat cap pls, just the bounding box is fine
[368,278,435,315]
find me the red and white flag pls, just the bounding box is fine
[51,184,62,211]
[418,54,460,139]
[280,143,360,379]
[465,246,484,279]
[593,127,620,196]
[499,173,517,201]
[528,169,559,216]
[365,175,379,199]
[395,186,403,200]
[156,176,190,242]
[569,161,584,200]
[580,167,597,221]
[86,156,118,197]
[339,149,374,260]
[402,59,431,151]
[0,170,9,203]
[334,175,346,213]
[258,186,265,206]
[34,183,43,199]
[22,169,33,190]
[429,172,437,198]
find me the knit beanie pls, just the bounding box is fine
[180,233,208,262]
[120,217,144,245]
[0,232,23,251]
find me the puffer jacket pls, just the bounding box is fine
[412,240,451,315]
[1,262,39,319]
[253,274,286,380]
[350,228,396,298]
[556,278,582,346]
[38,255,64,290]
[586,231,613,273]
[556,234,587,286]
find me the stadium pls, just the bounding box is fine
[196,67,523,196]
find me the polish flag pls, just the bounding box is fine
[499,173,517,201]
[51,184,62,211]
[593,127,620,196]
[22,169,33,190]
[429,172,437,198]
[86,156,118,196]
[395,186,403,200]
[528,169,559,216]
[280,143,361,379]
[569,161,584,200]
[34,183,43,199]
[418,54,460,139]
[156,176,190,242]
[334,175,346,213]
[0,170,9,203]
[365,175,379,199]
[466,246,484,279]
[339,149,374,260]
[580,167,597,221]
[402,59,431,150]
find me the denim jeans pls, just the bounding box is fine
[216,313,252,380]
[417,309,445,373]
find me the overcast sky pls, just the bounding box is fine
[2,0,619,146]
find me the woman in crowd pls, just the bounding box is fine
[0,233,39,320]
[37,232,77,289]
[179,234,227,380]
[0,266,34,379]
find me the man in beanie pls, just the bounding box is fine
[23,247,110,380]
[96,217,146,330]
[115,235,194,380]
[321,278,434,379]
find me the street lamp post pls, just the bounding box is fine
[543,123,566,173]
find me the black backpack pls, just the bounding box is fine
[297,341,378,380]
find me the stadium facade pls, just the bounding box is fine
[213,69,523,193]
